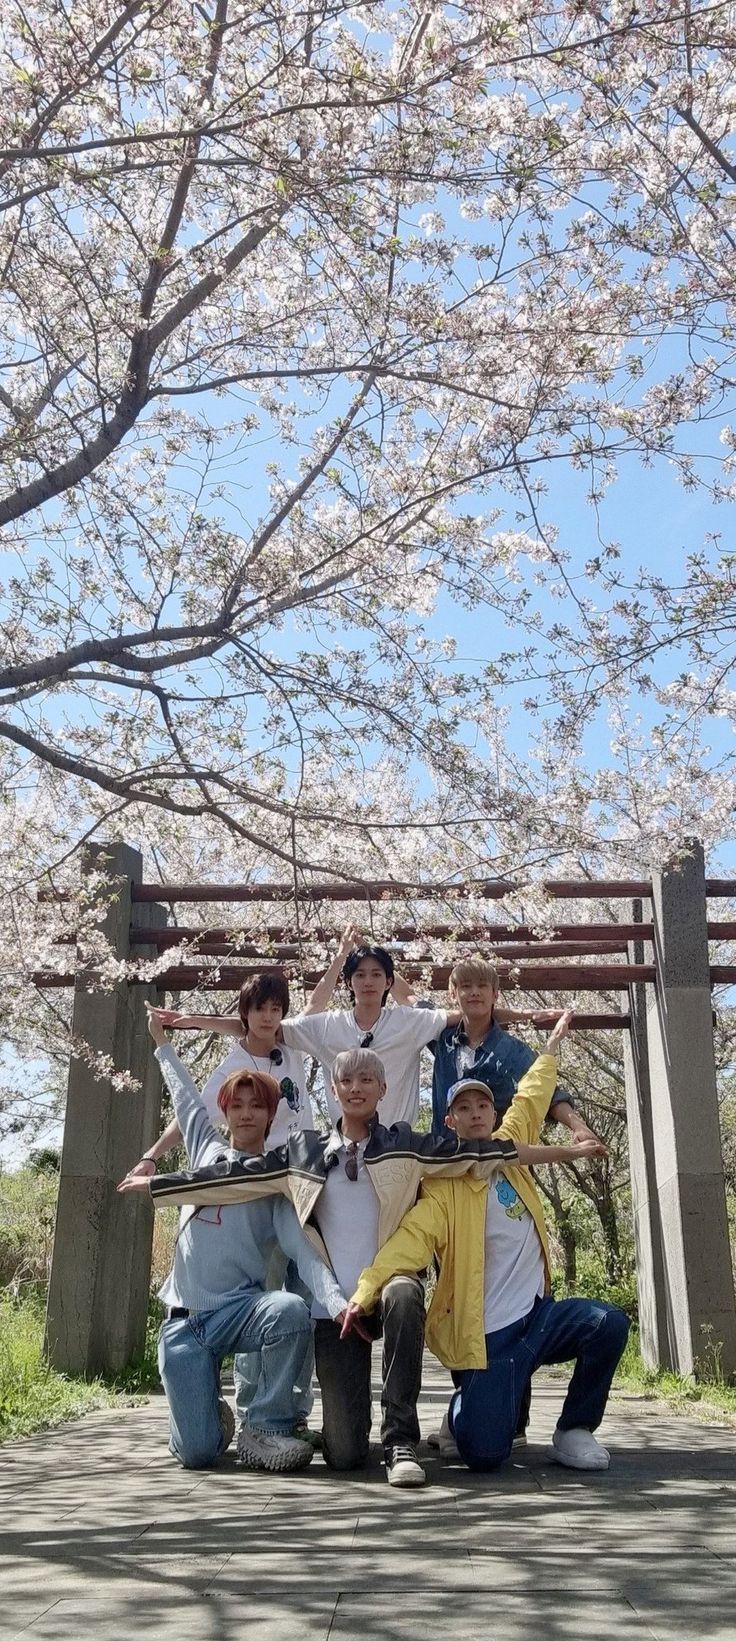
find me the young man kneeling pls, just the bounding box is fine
[343,1013,629,1473]
[119,1006,349,1473]
[141,1045,522,1487]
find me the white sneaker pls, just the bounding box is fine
[512,1431,528,1448]
[426,1412,460,1460]
[384,1444,426,1487]
[551,1427,610,1471]
[237,1422,314,1473]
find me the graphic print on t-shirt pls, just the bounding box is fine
[483,1173,545,1332]
[279,1076,299,1111]
[495,1177,527,1220]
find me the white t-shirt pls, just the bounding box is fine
[281,1004,448,1127]
[200,1043,314,1151]
[310,1138,380,1319]
[483,1175,545,1333]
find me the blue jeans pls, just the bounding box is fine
[158,1289,312,1468]
[449,1295,629,1472]
[234,1254,314,1424]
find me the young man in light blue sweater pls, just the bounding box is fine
[119,1005,349,1474]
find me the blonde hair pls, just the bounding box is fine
[449,954,499,993]
[332,1048,387,1089]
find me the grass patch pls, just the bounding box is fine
[0,1291,123,1441]
[614,1328,736,1425]
[110,1298,165,1395]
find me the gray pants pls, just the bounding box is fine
[314,1275,425,1470]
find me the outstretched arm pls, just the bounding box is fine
[517,1135,608,1166]
[547,1100,604,1146]
[142,1005,221,1168]
[119,1114,184,1185]
[118,1011,221,1190]
[302,922,362,1014]
[495,1005,561,1026]
[148,1006,241,1038]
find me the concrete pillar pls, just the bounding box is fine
[45,843,166,1376]
[622,900,672,1370]
[644,840,736,1378]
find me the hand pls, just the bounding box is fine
[567,1135,609,1161]
[117,1169,154,1194]
[544,1007,573,1054]
[337,922,362,958]
[148,1005,187,1030]
[532,1009,564,1026]
[146,1001,167,1045]
[570,1134,609,1160]
[337,1302,372,1341]
[125,1156,156,1179]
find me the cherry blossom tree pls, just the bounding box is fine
[2,1,736,1154]
[2,0,736,859]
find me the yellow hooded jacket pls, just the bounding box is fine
[350,1052,558,1370]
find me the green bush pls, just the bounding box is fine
[0,1168,58,1289]
[551,1247,638,1322]
[111,1297,165,1394]
[0,1291,116,1440]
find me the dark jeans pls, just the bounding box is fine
[449,1294,629,1472]
[314,1275,425,1469]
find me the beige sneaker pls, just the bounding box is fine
[426,1412,459,1460]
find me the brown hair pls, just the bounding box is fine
[217,1069,281,1134]
[448,954,499,993]
[238,970,290,1030]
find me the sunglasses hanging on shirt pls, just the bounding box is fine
[359,1032,374,1048]
[344,1141,359,1181]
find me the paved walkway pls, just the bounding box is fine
[2,1358,736,1640]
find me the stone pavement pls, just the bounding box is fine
[2,1356,736,1641]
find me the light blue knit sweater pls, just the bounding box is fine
[155,1044,344,1318]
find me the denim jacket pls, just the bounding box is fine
[430,1020,573,1138]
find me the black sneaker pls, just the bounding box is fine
[384,1443,426,1487]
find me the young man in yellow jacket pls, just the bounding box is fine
[342,1012,629,1473]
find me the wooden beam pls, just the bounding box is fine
[127,877,654,904]
[32,960,653,991]
[64,919,655,946]
[124,934,628,961]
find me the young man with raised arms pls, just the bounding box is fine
[133,1044,602,1487]
[431,955,602,1147]
[119,1005,351,1474]
[342,1012,628,1474]
[152,926,563,1131]
[119,971,318,1442]
[122,971,315,1182]
[152,930,447,1129]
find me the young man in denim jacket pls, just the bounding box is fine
[430,955,602,1145]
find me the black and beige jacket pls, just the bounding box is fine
[151,1118,518,1264]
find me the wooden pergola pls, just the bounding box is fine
[37,841,736,1387]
